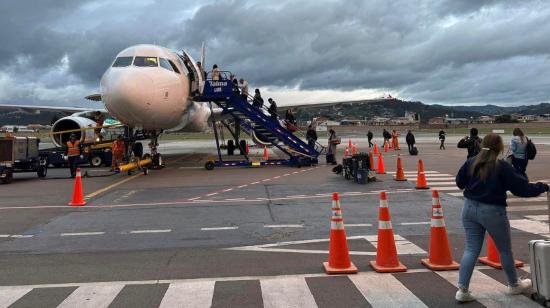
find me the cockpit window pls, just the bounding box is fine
[112,57,133,67]
[159,58,174,72]
[134,57,158,67]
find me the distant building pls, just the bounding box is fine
[518,115,536,122]
[428,117,445,125]
[536,114,550,122]
[477,116,495,124]
[371,117,390,125]
[428,117,469,125]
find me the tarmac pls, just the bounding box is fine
[0,135,549,307]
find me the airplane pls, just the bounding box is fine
[0,44,394,168]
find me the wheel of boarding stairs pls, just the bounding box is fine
[205,161,215,171]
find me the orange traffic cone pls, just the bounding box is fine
[373,143,379,155]
[370,191,407,273]
[384,141,389,153]
[377,153,386,174]
[263,146,269,161]
[348,139,353,149]
[68,168,86,206]
[323,192,358,274]
[421,190,459,270]
[478,235,523,269]
[416,160,429,189]
[369,150,376,172]
[418,159,425,174]
[344,148,349,158]
[246,143,250,155]
[394,154,407,181]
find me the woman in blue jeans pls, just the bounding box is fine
[455,133,549,302]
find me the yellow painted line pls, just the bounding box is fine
[84,174,142,200]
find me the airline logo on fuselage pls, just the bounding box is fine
[208,81,228,87]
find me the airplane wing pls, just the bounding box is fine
[0,103,106,114]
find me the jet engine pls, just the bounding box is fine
[51,116,98,147]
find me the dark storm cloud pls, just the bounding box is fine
[0,0,549,106]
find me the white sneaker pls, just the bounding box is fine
[508,278,532,295]
[455,288,476,302]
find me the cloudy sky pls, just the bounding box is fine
[1,0,549,108]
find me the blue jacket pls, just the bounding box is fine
[456,157,548,206]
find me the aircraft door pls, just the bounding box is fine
[182,50,205,97]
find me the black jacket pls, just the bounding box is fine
[456,157,548,206]
[405,132,415,145]
[457,136,481,158]
[306,128,318,141]
[367,131,373,139]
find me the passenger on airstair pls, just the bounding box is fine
[253,89,264,108]
[211,64,221,80]
[267,98,278,119]
[239,78,249,100]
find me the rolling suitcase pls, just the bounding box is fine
[531,193,550,306]
[530,240,550,306]
[409,146,418,156]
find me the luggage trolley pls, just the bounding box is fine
[0,136,47,184]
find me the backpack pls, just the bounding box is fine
[526,138,537,160]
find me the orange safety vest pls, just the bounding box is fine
[67,140,81,157]
[112,140,125,154]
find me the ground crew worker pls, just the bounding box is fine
[66,133,81,178]
[391,129,400,150]
[111,135,126,170]
[93,111,105,141]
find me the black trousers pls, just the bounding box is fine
[440,140,445,149]
[368,138,373,147]
[511,156,528,178]
[68,156,78,178]
[407,143,414,152]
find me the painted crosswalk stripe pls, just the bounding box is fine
[510,219,550,237]
[57,284,125,308]
[422,177,456,181]
[349,273,428,307]
[159,281,215,308]
[346,223,373,227]
[448,192,463,197]
[437,270,539,307]
[365,235,426,254]
[414,181,457,186]
[264,224,303,228]
[401,222,430,225]
[261,277,317,308]
[525,215,547,221]
[0,286,32,308]
[428,186,460,191]
[507,196,548,203]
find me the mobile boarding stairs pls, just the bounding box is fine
[194,77,324,169]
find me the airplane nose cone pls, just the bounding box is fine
[101,69,154,124]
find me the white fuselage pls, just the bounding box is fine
[100,44,208,131]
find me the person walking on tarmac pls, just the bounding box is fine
[111,135,126,170]
[510,128,530,177]
[439,130,446,150]
[391,129,400,150]
[458,128,482,159]
[382,129,391,147]
[405,130,415,153]
[327,128,340,165]
[454,133,549,302]
[367,130,374,147]
[306,124,318,148]
[66,133,82,178]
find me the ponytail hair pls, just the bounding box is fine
[469,133,504,181]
